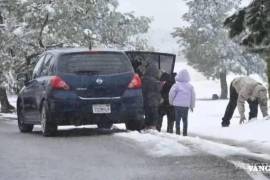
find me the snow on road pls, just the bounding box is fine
[117,130,270,180]
[229,161,269,180]
[117,130,270,161]
[117,131,195,157]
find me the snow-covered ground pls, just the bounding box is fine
[1,60,270,157]
[116,60,270,179]
[163,61,270,154]
[173,60,266,99]
[116,130,270,180]
[114,60,270,165]
[117,130,270,160]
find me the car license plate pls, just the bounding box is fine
[92,104,111,114]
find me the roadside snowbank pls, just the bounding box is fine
[117,131,194,157]
[117,130,270,160]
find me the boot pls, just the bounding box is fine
[183,128,187,136]
[221,118,230,127]
[176,128,180,135]
[183,132,187,136]
[167,127,173,134]
[167,118,174,134]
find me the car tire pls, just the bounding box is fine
[125,119,144,131]
[41,101,57,137]
[97,122,113,129]
[17,105,34,133]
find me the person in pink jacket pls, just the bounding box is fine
[169,69,195,136]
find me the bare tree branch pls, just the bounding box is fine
[0,11,3,24]
[38,13,49,48]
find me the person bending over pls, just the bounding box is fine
[222,77,268,127]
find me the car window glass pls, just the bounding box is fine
[40,54,53,77]
[32,55,46,79]
[58,53,133,75]
[160,55,175,74]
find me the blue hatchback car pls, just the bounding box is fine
[17,48,145,136]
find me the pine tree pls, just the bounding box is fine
[224,0,270,91]
[172,0,265,99]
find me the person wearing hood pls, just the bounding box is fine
[221,77,268,127]
[169,69,195,136]
[142,62,162,129]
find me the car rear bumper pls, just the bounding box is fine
[48,89,144,125]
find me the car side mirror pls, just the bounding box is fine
[17,73,29,84]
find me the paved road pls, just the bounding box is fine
[0,117,255,180]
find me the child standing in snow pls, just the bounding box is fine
[169,69,195,136]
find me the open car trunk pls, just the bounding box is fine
[125,51,176,77]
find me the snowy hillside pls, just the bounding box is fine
[174,60,220,99]
[174,58,265,99]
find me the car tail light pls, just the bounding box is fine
[128,74,142,89]
[50,76,70,90]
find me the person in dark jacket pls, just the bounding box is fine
[157,72,176,133]
[142,62,162,129]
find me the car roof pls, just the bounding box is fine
[46,48,125,56]
[125,50,176,57]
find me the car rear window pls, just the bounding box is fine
[58,52,133,75]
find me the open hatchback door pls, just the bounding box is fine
[125,51,176,77]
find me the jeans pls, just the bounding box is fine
[175,106,189,135]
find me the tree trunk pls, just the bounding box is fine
[220,69,228,99]
[0,11,3,24]
[247,65,250,76]
[0,86,15,113]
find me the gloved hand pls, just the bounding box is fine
[161,81,166,87]
[239,116,246,124]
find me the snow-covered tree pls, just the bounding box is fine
[1,0,152,69]
[172,0,265,99]
[0,0,19,112]
[224,0,270,90]
[0,0,152,112]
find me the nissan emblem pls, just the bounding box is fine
[96,78,103,85]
